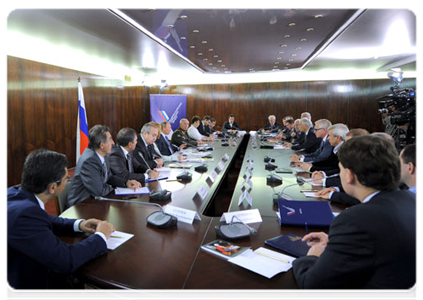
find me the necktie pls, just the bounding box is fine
[127,153,134,173]
[147,144,153,160]
[102,162,108,183]
[165,136,174,154]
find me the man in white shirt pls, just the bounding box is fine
[188,115,215,142]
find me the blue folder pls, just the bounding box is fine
[278,199,334,227]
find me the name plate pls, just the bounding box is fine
[238,189,253,206]
[220,209,262,224]
[222,153,230,162]
[208,170,218,183]
[164,205,201,224]
[197,185,209,200]
[217,161,225,171]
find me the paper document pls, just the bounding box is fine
[115,187,150,195]
[229,247,295,278]
[107,231,134,250]
[303,192,320,198]
[301,178,323,186]
[273,145,291,150]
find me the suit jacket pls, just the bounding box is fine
[155,135,178,156]
[171,127,197,147]
[291,129,304,145]
[8,187,107,289]
[330,192,361,207]
[222,121,241,133]
[292,128,322,153]
[303,136,333,163]
[133,134,161,169]
[109,145,148,182]
[259,122,282,133]
[67,148,127,208]
[293,189,415,289]
[310,150,339,173]
[198,121,211,136]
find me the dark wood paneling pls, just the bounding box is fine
[7,55,416,186]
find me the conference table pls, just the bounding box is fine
[60,133,344,289]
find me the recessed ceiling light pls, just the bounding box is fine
[180,36,186,40]
[198,53,203,56]
[280,44,287,48]
[213,55,219,58]
[279,51,284,54]
[284,35,291,38]
[218,60,222,63]
[277,57,282,60]
[193,29,200,33]
[300,38,307,42]
[190,45,195,49]
[209,49,214,51]
[167,25,174,28]
[180,15,188,19]
[209,63,213,66]
[295,47,301,50]
[291,54,297,57]
[315,14,323,18]
[202,41,208,44]
[286,63,291,66]
[289,59,294,62]
[203,58,208,61]
[288,23,296,27]
[221,64,226,67]
[307,28,314,32]
[274,61,280,64]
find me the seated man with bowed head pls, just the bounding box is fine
[8,149,115,289]
[133,123,164,170]
[109,127,159,183]
[222,114,241,135]
[258,115,282,134]
[293,135,415,289]
[67,125,141,208]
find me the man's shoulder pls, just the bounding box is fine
[110,145,124,156]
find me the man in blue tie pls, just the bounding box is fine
[399,144,416,193]
[156,121,186,155]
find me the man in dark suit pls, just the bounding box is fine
[222,114,241,134]
[156,121,186,156]
[258,115,282,134]
[293,135,415,288]
[110,127,159,183]
[284,118,321,153]
[290,119,333,164]
[400,144,420,195]
[67,125,141,208]
[298,123,349,173]
[198,115,212,137]
[133,123,164,170]
[8,149,115,289]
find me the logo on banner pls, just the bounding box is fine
[158,110,170,122]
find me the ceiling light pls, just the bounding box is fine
[270,16,278,25]
[291,54,297,57]
[300,38,307,42]
[202,41,208,44]
[307,28,314,32]
[214,55,219,58]
[289,59,294,62]
[218,60,222,63]
[279,51,284,54]
[284,35,290,38]
[193,29,200,33]
[288,23,296,27]
[295,47,301,50]
[277,57,282,60]
[315,14,323,18]
[209,49,214,51]
[180,36,186,40]
[280,44,287,48]
[203,58,208,61]
[190,46,195,49]
[179,15,188,19]
[198,53,203,56]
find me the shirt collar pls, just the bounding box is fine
[34,194,45,211]
[334,141,344,154]
[140,134,149,148]
[409,186,416,194]
[95,151,105,164]
[120,145,129,157]
[362,190,381,204]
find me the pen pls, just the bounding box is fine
[305,222,309,234]
[255,251,290,263]
[166,179,182,182]
[110,236,122,238]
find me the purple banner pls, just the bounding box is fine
[150,94,187,131]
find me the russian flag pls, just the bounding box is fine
[76,78,89,163]
[158,110,170,122]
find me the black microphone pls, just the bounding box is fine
[264,151,291,162]
[137,151,152,171]
[272,174,339,204]
[94,196,177,228]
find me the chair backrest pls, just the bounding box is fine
[57,180,71,214]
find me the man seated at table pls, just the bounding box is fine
[67,125,141,208]
[222,114,241,135]
[283,118,321,153]
[290,119,333,164]
[110,127,159,183]
[209,118,222,135]
[8,149,116,289]
[171,118,204,147]
[156,121,187,156]
[399,143,416,194]
[293,135,415,289]
[133,123,164,170]
[150,121,185,162]
[258,115,282,134]
[188,115,215,142]
[198,115,212,137]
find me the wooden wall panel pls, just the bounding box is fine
[7,55,416,186]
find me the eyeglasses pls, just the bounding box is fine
[56,175,71,184]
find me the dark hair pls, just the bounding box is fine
[229,114,235,118]
[203,115,211,121]
[89,124,110,150]
[210,118,216,123]
[191,115,201,124]
[338,135,400,191]
[160,121,169,130]
[285,119,294,125]
[21,149,68,194]
[401,144,416,167]
[117,127,137,147]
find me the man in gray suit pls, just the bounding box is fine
[66,125,141,208]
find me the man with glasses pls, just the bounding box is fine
[290,119,333,164]
[67,125,141,208]
[8,149,116,288]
